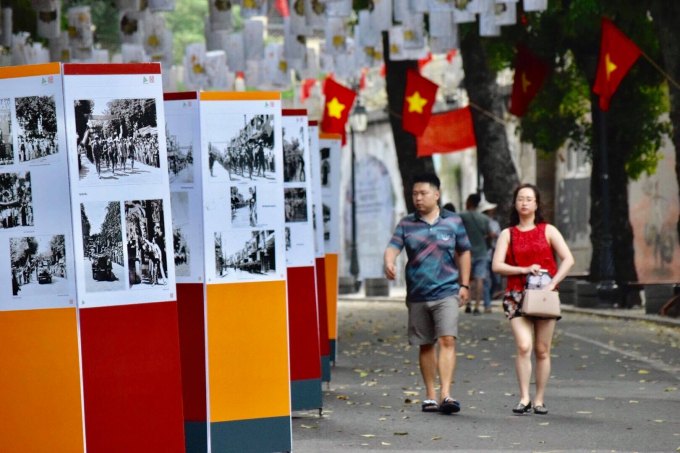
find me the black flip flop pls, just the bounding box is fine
[421,399,439,413]
[440,397,461,415]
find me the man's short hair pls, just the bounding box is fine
[466,193,481,208]
[412,173,441,190]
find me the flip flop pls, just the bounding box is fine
[440,397,461,415]
[421,399,439,413]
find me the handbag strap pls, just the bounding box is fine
[509,227,527,288]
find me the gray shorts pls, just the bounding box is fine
[406,295,460,345]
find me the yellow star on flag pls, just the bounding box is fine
[521,72,532,93]
[327,97,345,119]
[406,91,428,114]
[605,53,617,80]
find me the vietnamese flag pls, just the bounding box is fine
[593,17,642,111]
[509,45,550,117]
[300,78,316,103]
[321,78,356,143]
[402,68,438,137]
[417,107,476,157]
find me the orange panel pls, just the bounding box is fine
[206,281,291,422]
[0,308,84,453]
[318,133,342,141]
[324,254,338,341]
[0,63,60,79]
[200,92,281,101]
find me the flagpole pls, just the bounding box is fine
[597,108,619,304]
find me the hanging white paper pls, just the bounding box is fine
[244,20,265,61]
[325,18,347,56]
[523,0,547,12]
[37,3,61,39]
[402,13,426,49]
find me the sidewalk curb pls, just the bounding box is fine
[338,297,680,328]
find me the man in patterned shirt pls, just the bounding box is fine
[384,173,471,415]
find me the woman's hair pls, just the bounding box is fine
[509,183,544,226]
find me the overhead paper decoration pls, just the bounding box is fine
[241,0,268,18]
[209,0,233,31]
[49,34,71,62]
[430,33,458,54]
[429,0,454,12]
[119,10,146,45]
[289,0,308,33]
[245,59,263,87]
[409,0,429,13]
[358,10,379,47]
[11,33,30,66]
[244,20,265,61]
[184,42,209,89]
[199,91,292,452]
[122,43,147,63]
[144,13,167,57]
[468,0,493,13]
[388,26,408,60]
[452,0,476,23]
[494,1,517,25]
[283,18,307,65]
[116,0,144,10]
[325,0,352,17]
[393,0,407,22]
[205,50,229,90]
[429,11,455,37]
[371,0,392,31]
[402,13,426,49]
[300,47,318,79]
[523,0,547,11]
[325,17,347,56]
[149,0,176,11]
[304,0,326,30]
[206,26,229,51]
[226,32,246,72]
[1,8,13,47]
[479,11,501,36]
[319,43,335,73]
[263,43,292,89]
[37,3,61,39]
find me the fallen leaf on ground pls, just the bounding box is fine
[380,405,392,409]
[379,418,386,421]
[577,411,592,414]
[360,372,369,377]
[404,399,412,403]
[431,437,442,440]
[504,393,515,396]
[337,395,349,400]
[361,434,376,438]
[629,400,639,404]
[595,397,605,401]
[654,420,666,423]
[381,442,391,446]
[638,370,650,374]
[467,355,475,359]
[301,425,317,429]
[478,435,491,438]
[394,432,408,436]
[666,387,678,392]
[539,422,549,426]
[404,391,419,396]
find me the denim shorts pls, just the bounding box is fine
[471,257,490,279]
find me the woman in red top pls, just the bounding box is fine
[492,184,574,415]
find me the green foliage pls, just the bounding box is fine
[163,0,208,64]
[15,95,58,138]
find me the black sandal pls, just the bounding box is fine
[421,399,439,413]
[534,405,548,415]
[440,397,461,415]
[512,401,532,414]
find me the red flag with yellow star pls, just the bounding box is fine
[402,68,438,136]
[509,45,550,117]
[593,17,642,111]
[321,78,356,143]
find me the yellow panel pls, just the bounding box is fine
[0,63,60,79]
[200,91,281,101]
[324,254,338,340]
[207,281,291,422]
[0,308,84,453]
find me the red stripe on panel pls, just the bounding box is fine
[164,92,198,101]
[287,266,322,381]
[63,63,161,75]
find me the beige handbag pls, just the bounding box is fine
[510,228,561,318]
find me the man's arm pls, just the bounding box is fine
[457,250,471,306]
[384,246,401,280]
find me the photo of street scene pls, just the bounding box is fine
[0,172,33,229]
[166,119,194,184]
[125,199,168,288]
[323,203,330,241]
[170,192,190,276]
[81,201,125,292]
[215,229,276,279]
[321,147,331,187]
[285,227,291,251]
[74,98,162,186]
[284,187,308,223]
[15,95,58,163]
[230,185,257,227]
[283,125,305,182]
[10,235,68,297]
[0,98,13,165]
[207,114,275,182]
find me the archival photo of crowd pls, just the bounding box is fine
[283,126,305,183]
[10,234,68,297]
[80,201,125,292]
[73,98,163,186]
[285,227,291,251]
[231,185,257,228]
[207,114,276,183]
[125,199,169,288]
[15,95,58,163]
[214,229,276,280]
[0,98,13,165]
[284,188,308,223]
[320,147,331,187]
[0,172,33,229]
[166,119,194,184]
[170,192,190,277]
[323,203,331,241]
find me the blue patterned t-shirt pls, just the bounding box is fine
[388,209,471,302]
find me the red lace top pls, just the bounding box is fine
[505,223,558,293]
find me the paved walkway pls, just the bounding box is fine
[292,300,680,452]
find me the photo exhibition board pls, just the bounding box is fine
[62,63,176,308]
[0,63,78,311]
[308,122,325,260]
[319,134,341,255]
[164,93,204,284]
[282,111,314,268]
[199,93,286,285]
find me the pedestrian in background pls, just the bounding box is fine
[460,194,493,315]
[478,199,501,313]
[443,202,456,213]
[384,173,471,415]
[492,184,574,415]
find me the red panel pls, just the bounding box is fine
[176,283,207,421]
[164,92,198,101]
[315,258,331,356]
[282,109,307,116]
[309,120,318,126]
[63,63,161,75]
[80,302,185,453]
[287,266,322,381]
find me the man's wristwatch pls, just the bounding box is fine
[460,284,470,290]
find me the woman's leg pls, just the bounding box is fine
[533,318,557,406]
[510,316,534,405]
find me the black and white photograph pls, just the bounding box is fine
[323,203,331,241]
[10,235,68,297]
[214,229,276,279]
[283,126,305,182]
[285,227,291,251]
[0,171,33,229]
[125,199,169,288]
[284,187,308,223]
[320,147,331,187]
[170,192,190,276]
[230,185,257,227]
[15,95,58,163]
[166,121,194,184]
[81,201,125,292]
[74,98,162,186]
[207,114,275,182]
[0,98,13,165]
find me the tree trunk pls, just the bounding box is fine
[459,31,519,228]
[650,1,680,240]
[382,32,434,214]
